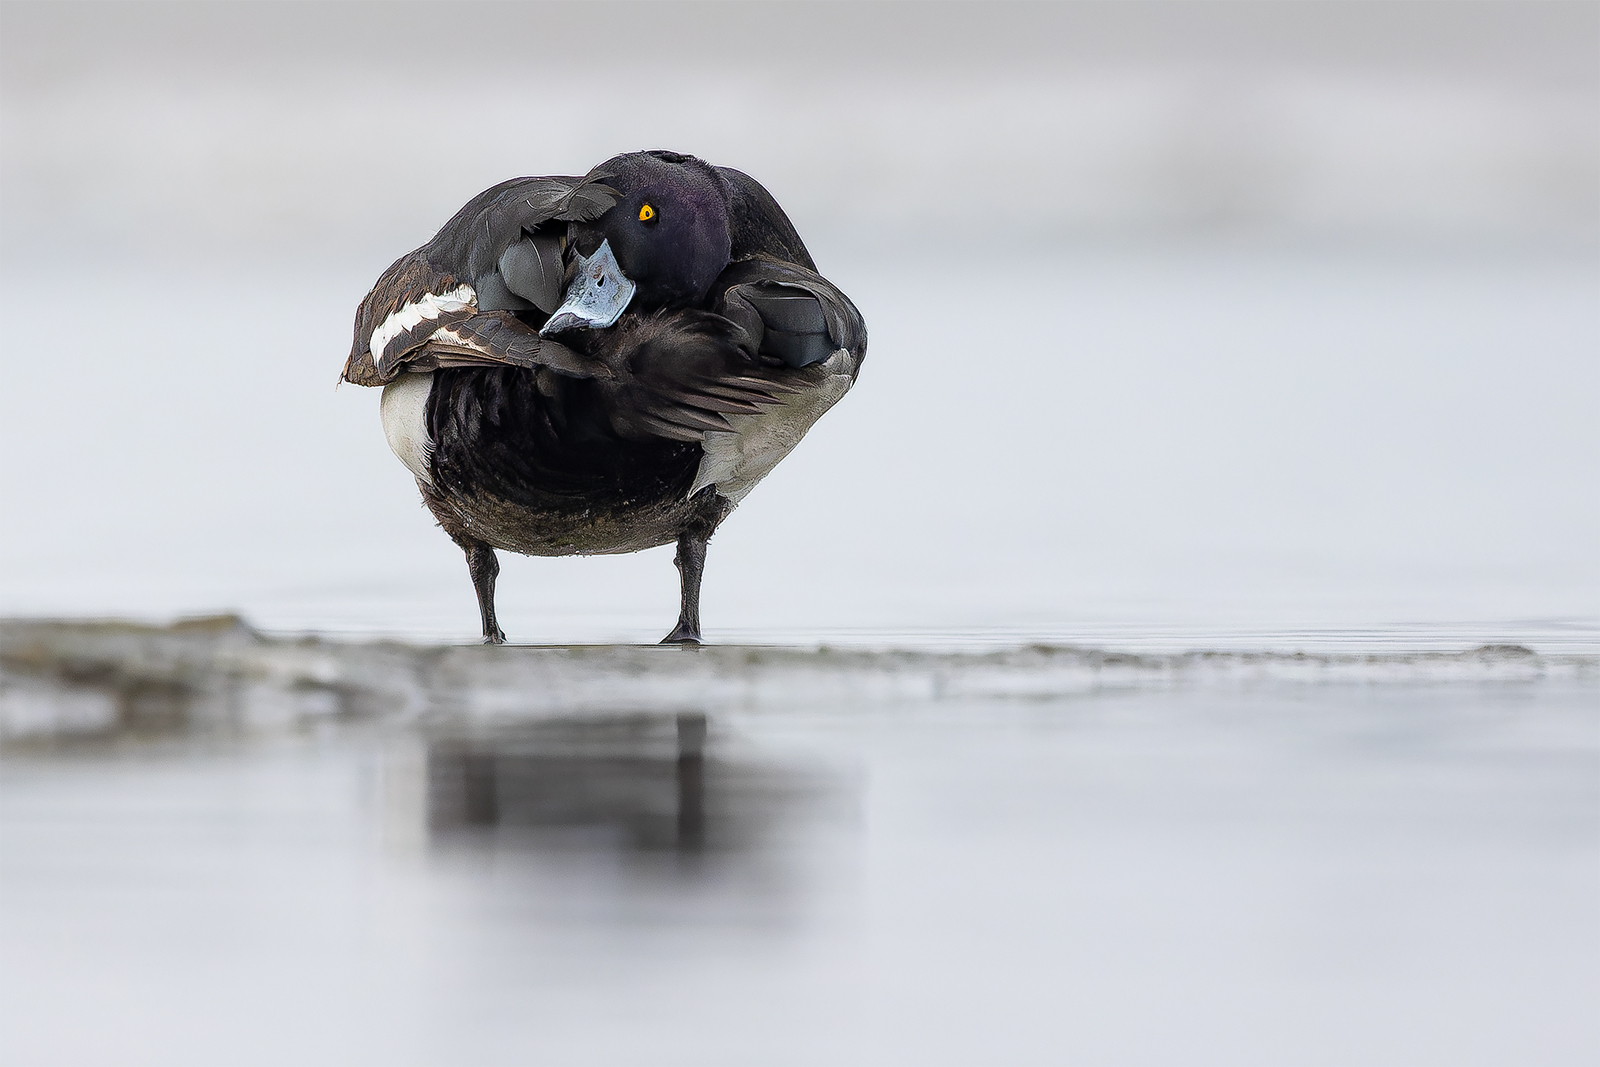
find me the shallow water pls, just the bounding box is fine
[1,243,1595,652]
[2,681,1595,1066]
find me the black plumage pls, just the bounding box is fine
[342,151,866,644]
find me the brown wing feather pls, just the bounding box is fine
[428,314,612,380]
[342,174,620,387]
[341,254,459,386]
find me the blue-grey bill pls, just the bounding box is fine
[539,240,637,335]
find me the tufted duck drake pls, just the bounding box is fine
[341,151,866,644]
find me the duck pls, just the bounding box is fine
[341,151,866,644]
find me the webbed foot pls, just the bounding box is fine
[660,623,701,645]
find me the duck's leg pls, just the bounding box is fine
[422,487,508,645]
[465,542,507,645]
[661,529,708,645]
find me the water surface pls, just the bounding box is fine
[4,682,1595,1066]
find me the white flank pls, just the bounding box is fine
[690,349,856,505]
[380,372,437,487]
[369,285,476,362]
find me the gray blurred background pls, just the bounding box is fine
[2,1,1596,646]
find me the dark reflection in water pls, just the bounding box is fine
[426,713,814,853]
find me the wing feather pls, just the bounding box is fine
[429,313,612,379]
[343,174,620,387]
[713,254,868,372]
[581,309,799,445]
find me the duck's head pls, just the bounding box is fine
[542,151,731,335]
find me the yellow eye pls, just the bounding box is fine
[638,203,656,223]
